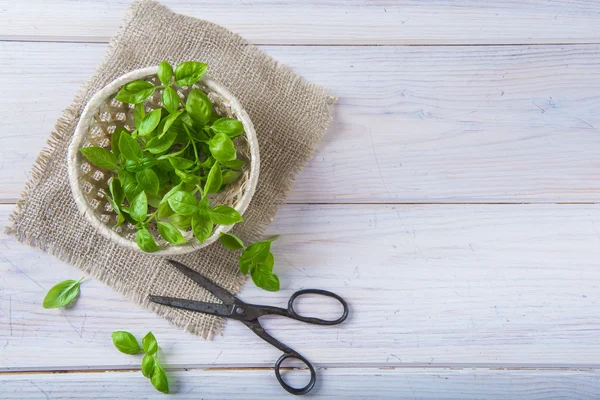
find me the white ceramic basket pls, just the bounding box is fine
[67,67,260,256]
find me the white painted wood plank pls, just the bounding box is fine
[1,0,600,45]
[2,203,600,370]
[2,42,600,203]
[2,368,600,399]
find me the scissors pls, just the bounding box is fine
[148,260,349,395]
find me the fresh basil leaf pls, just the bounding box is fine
[175,61,208,86]
[155,158,175,173]
[192,209,213,243]
[220,159,244,170]
[168,156,195,170]
[209,133,236,162]
[169,213,192,230]
[162,86,181,114]
[147,192,162,208]
[219,232,244,250]
[111,126,128,159]
[142,331,159,355]
[42,278,83,309]
[157,221,186,244]
[80,146,117,170]
[208,205,243,225]
[204,162,223,194]
[119,131,142,161]
[174,169,201,185]
[159,184,183,204]
[251,264,280,292]
[222,170,242,187]
[168,191,198,215]
[138,108,162,136]
[185,88,212,126]
[157,61,173,86]
[111,331,142,354]
[135,168,160,194]
[134,103,146,129]
[124,158,142,172]
[126,80,155,92]
[239,240,271,274]
[150,363,169,394]
[157,201,174,219]
[211,118,244,139]
[141,353,155,378]
[106,195,125,227]
[110,178,125,206]
[262,251,275,272]
[115,82,156,104]
[146,129,177,154]
[121,171,143,203]
[160,110,183,137]
[136,227,159,252]
[130,191,148,222]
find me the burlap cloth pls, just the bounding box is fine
[5,0,335,338]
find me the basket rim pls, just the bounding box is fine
[67,66,260,256]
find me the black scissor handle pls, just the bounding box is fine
[287,289,349,325]
[274,352,316,395]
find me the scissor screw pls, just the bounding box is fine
[235,307,244,314]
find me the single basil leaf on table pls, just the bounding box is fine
[192,209,213,243]
[80,146,117,170]
[185,88,212,126]
[146,129,178,154]
[130,191,148,222]
[211,117,244,139]
[109,178,125,206]
[169,213,192,230]
[174,61,208,86]
[142,331,159,355]
[221,170,242,187]
[167,191,198,216]
[112,331,142,354]
[157,221,187,245]
[208,205,243,225]
[119,131,142,161]
[239,240,271,275]
[115,81,156,105]
[157,61,173,86]
[204,162,223,194]
[133,103,146,129]
[138,108,162,136]
[135,168,160,194]
[162,86,181,114]
[141,353,156,378]
[136,227,159,252]
[42,277,83,309]
[219,232,245,250]
[209,133,236,162]
[220,159,244,170]
[150,363,169,394]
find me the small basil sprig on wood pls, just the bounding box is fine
[111,331,169,394]
[219,233,280,291]
[42,277,84,309]
[81,60,247,253]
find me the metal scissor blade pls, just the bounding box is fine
[167,260,237,304]
[148,296,235,318]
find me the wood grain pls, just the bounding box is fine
[2,367,600,399]
[3,203,600,370]
[2,42,600,203]
[1,0,600,45]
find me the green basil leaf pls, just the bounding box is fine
[220,159,244,170]
[111,126,128,159]
[160,184,183,204]
[111,331,142,354]
[157,221,186,244]
[208,205,243,225]
[138,108,162,136]
[147,192,162,208]
[136,227,159,252]
[169,213,192,230]
[251,264,280,292]
[168,191,198,216]
[110,178,125,206]
[209,133,236,162]
[42,278,83,309]
[157,61,173,86]
[130,191,148,222]
[115,82,156,104]
[262,251,275,272]
[141,353,156,378]
[222,170,242,187]
[168,156,195,170]
[80,146,117,170]
[135,168,159,194]
[211,118,244,139]
[174,169,201,185]
[150,363,169,394]
[157,201,174,219]
[162,87,181,114]
[175,61,208,86]
[204,162,223,194]
[146,129,177,155]
[119,131,142,161]
[192,209,213,243]
[160,110,183,137]
[219,232,244,250]
[185,88,212,126]
[106,195,125,227]
[134,103,146,129]
[126,80,155,92]
[121,171,142,203]
[142,331,159,355]
[239,240,271,274]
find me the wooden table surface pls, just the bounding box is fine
[2,1,600,398]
